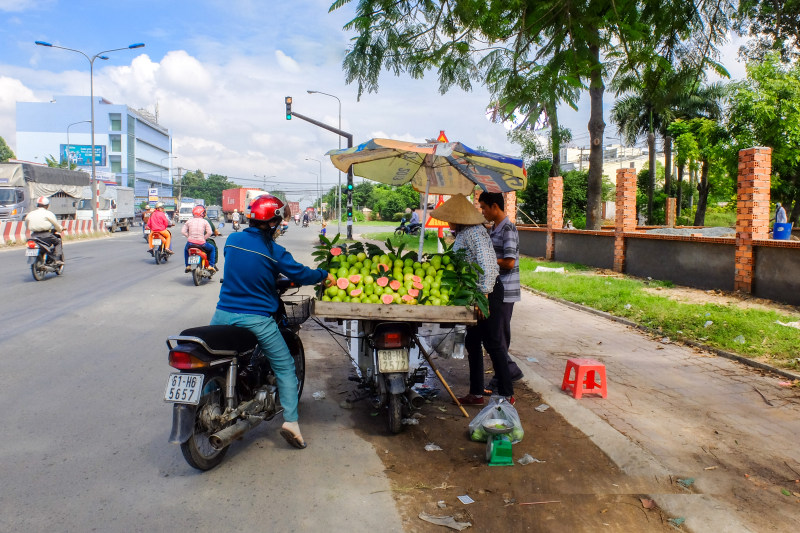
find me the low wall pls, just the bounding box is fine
[518,226,547,258]
[753,241,800,305]
[625,234,736,291]
[0,219,98,244]
[553,230,615,270]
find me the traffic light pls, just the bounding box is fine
[285,96,292,120]
[346,183,353,191]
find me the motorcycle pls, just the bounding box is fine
[25,235,64,281]
[232,220,240,232]
[143,228,151,242]
[302,219,309,228]
[352,321,430,434]
[187,239,217,286]
[164,277,311,471]
[394,218,421,237]
[279,222,289,236]
[150,230,172,264]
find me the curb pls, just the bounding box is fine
[522,286,800,382]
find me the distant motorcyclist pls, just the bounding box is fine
[182,205,217,273]
[301,211,309,226]
[24,196,64,265]
[210,194,334,449]
[406,207,422,232]
[146,202,174,255]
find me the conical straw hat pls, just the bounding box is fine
[429,194,486,225]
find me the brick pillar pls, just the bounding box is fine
[665,198,676,227]
[614,168,638,272]
[734,147,772,293]
[505,191,517,224]
[546,176,563,259]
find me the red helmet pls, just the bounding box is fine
[192,205,206,218]
[36,196,50,207]
[248,195,286,221]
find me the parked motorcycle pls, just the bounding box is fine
[394,218,421,237]
[25,235,64,281]
[187,238,217,286]
[150,231,172,264]
[354,321,429,433]
[164,277,311,470]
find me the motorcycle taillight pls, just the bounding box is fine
[169,350,209,370]
[373,328,410,349]
[26,241,38,248]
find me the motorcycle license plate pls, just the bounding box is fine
[377,349,409,373]
[25,248,39,257]
[152,238,162,246]
[188,255,201,264]
[164,373,204,405]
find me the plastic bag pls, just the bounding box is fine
[468,396,524,444]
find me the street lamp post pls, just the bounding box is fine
[307,90,342,234]
[66,120,91,166]
[306,158,322,221]
[35,40,145,231]
[254,174,277,191]
[160,156,177,209]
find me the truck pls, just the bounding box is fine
[222,188,269,222]
[0,162,91,221]
[177,197,204,223]
[287,201,300,219]
[205,204,222,221]
[75,183,135,232]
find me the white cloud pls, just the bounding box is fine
[0,76,36,150]
[0,0,54,13]
[275,50,301,73]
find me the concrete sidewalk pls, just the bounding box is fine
[509,289,800,533]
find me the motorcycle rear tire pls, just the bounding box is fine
[31,256,46,281]
[180,377,230,471]
[192,267,202,286]
[387,393,403,434]
[410,227,421,236]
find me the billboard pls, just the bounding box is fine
[60,144,107,167]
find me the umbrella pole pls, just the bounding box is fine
[413,334,469,418]
[418,175,431,258]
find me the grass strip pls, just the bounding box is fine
[361,231,441,254]
[518,257,800,369]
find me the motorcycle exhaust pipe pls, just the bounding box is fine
[208,416,263,450]
[405,388,425,409]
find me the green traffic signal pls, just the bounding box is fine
[285,96,292,120]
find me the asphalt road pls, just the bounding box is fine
[0,222,403,532]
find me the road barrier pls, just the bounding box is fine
[1,219,101,245]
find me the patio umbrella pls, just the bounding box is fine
[327,138,527,256]
[326,138,527,195]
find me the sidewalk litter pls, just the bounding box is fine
[534,404,550,412]
[518,454,545,465]
[534,266,565,273]
[457,494,475,504]
[312,391,326,400]
[418,512,472,531]
[424,443,443,451]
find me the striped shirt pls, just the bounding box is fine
[453,224,499,294]
[490,217,521,302]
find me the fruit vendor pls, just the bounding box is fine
[429,194,515,407]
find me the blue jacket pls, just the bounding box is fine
[216,227,327,316]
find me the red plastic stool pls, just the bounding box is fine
[561,358,607,399]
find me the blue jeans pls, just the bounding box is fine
[185,242,216,267]
[210,309,299,422]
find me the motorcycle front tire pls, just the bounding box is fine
[394,228,405,237]
[180,376,230,471]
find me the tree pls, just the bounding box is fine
[0,136,16,162]
[727,52,800,224]
[180,170,238,206]
[45,154,78,170]
[735,1,800,61]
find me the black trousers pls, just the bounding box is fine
[31,231,62,261]
[465,277,513,397]
[497,301,523,378]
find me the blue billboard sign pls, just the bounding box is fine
[60,144,106,167]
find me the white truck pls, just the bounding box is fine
[75,183,135,232]
[177,198,205,223]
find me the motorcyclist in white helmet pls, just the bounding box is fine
[24,196,64,265]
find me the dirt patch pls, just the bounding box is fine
[315,336,681,532]
[641,285,800,315]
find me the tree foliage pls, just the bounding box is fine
[0,136,15,162]
[735,1,800,61]
[45,154,77,170]
[180,170,239,206]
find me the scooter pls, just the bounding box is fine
[25,235,64,281]
[232,220,240,232]
[302,219,309,228]
[150,230,172,264]
[394,218,421,236]
[164,277,310,470]
[187,238,217,286]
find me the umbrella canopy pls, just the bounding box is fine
[326,138,527,195]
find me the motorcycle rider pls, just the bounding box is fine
[231,209,241,230]
[210,194,334,449]
[147,202,174,255]
[406,207,422,233]
[182,205,217,273]
[24,196,64,265]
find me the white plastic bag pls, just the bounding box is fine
[467,396,524,443]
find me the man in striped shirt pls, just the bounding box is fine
[479,192,524,394]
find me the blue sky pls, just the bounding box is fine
[0,0,747,199]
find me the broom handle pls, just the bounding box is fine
[414,334,469,418]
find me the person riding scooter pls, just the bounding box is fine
[147,202,174,255]
[24,196,64,266]
[231,209,241,231]
[182,205,217,273]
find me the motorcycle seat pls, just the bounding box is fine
[179,325,258,354]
